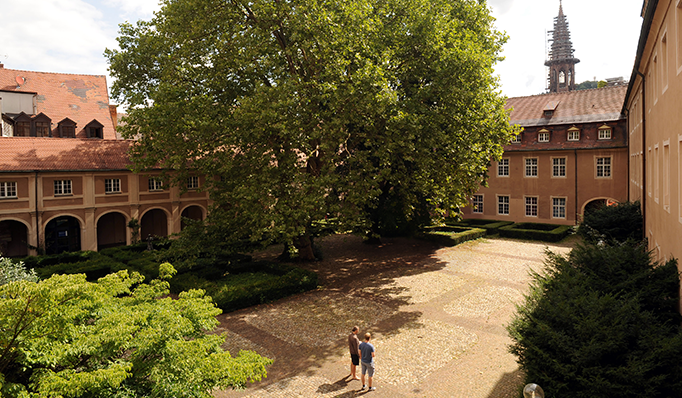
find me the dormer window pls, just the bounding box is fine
[598,125,612,140]
[14,113,32,137]
[567,127,580,141]
[511,134,521,144]
[538,129,550,142]
[33,113,51,137]
[85,120,104,139]
[57,118,77,138]
[543,101,559,118]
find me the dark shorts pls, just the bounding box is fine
[350,354,359,366]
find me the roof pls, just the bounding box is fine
[0,66,117,139]
[0,137,132,172]
[506,85,627,127]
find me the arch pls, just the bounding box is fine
[581,197,619,218]
[45,215,81,255]
[0,220,29,257]
[180,205,205,230]
[140,208,169,240]
[559,70,566,86]
[97,211,128,250]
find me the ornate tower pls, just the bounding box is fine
[545,1,580,93]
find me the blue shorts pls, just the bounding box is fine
[361,361,375,377]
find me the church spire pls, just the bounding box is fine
[545,1,580,92]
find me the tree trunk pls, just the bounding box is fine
[293,235,316,261]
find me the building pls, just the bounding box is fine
[623,0,682,268]
[0,66,209,256]
[462,4,629,225]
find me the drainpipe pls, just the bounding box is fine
[34,171,40,253]
[635,70,646,241]
[574,149,578,224]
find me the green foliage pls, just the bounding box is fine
[106,0,520,255]
[0,265,271,397]
[597,80,608,88]
[127,218,140,244]
[574,80,599,90]
[446,218,514,235]
[0,257,38,285]
[418,226,486,246]
[578,201,643,244]
[499,223,572,242]
[508,242,682,398]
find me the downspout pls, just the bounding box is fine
[34,171,40,253]
[574,149,578,224]
[636,70,646,241]
[625,109,630,202]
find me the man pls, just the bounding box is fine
[359,332,376,391]
[348,326,361,380]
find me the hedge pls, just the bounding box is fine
[499,223,572,242]
[447,219,514,235]
[418,226,486,246]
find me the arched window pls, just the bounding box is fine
[559,71,566,85]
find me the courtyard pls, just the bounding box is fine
[214,235,575,398]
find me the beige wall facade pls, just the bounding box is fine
[0,170,210,256]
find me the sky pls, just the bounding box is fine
[0,0,645,103]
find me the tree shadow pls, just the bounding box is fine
[486,368,525,398]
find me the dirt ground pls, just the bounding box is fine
[214,234,576,398]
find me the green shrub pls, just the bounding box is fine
[35,253,121,281]
[508,242,682,397]
[0,258,38,285]
[499,223,572,242]
[578,201,643,244]
[418,226,486,246]
[446,219,514,235]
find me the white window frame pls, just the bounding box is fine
[552,157,567,178]
[567,129,580,141]
[148,177,164,191]
[538,131,550,142]
[53,180,72,196]
[525,158,538,178]
[510,134,521,144]
[598,127,612,140]
[472,194,484,214]
[525,196,538,217]
[552,197,567,219]
[497,158,509,177]
[596,156,612,178]
[0,182,17,198]
[497,195,510,216]
[105,178,121,194]
[187,176,200,190]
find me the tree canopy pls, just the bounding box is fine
[107,0,518,258]
[0,263,271,397]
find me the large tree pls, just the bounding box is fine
[107,0,518,259]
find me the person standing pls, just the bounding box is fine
[359,332,376,391]
[348,326,361,380]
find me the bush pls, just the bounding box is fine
[447,219,514,235]
[578,201,643,244]
[0,258,38,285]
[418,226,486,246]
[499,223,572,242]
[508,242,682,397]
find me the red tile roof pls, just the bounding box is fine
[0,137,132,171]
[0,67,117,139]
[506,86,627,127]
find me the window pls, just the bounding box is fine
[567,127,580,141]
[677,0,682,71]
[58,118,77,138]
[598,126,612,140]
[0,182,17,198]
[664,141,670,211]
[552,198,566,219]
[525,158,538,177]
[655,145,660,202]
[511,134,521,144]
[148,177,163,191]
[15,121,30,137]
[105,178,121,193]
[538,131,549,142]
[53,180,72,196]
[525,197,538,217]
[472,195,483,214]
[85,120,104,139]
[559,70,566,85]
[648,147,652,196]
[187,176,199,190]
[662,32,669,92]
[498,196,509,215]
[35,121,50,137]
[552,157,566,177]
[497,159,509,177]
[596,157,611,178]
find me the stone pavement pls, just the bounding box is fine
[214,235,575,398]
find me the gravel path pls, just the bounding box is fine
[214,235,576,398]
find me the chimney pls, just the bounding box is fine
[0,64,4,68]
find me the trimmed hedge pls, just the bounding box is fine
[418,226,486,246]
[499,223,572,242]
[447,219,514,235]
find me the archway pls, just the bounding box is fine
[97,212,127,250]
[45,216,81,255]
[140,209,168,240]
[0,220,29,257]
[181,205,204,230]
